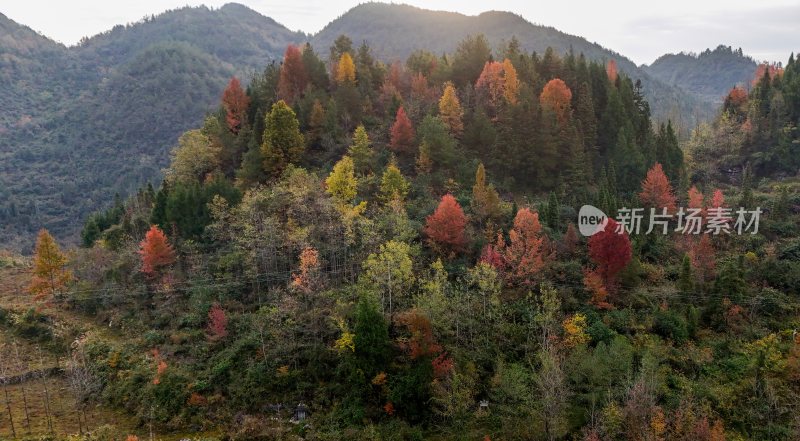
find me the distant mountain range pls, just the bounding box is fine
[644,45,759,105]
[0,2,761,250]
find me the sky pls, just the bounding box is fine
[3,0,798,65]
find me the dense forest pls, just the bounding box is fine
[0,3,726,252]
[2,26,799,440]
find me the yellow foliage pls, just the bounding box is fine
[562,313,590,347]
[502,59,520,105]
[29,229,72,301]
[438,82,463,136]
[336,52,356,84]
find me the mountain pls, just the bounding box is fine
[1,2,718,251]
[0,4,305,251]
[645,45,759,105]
[311,3,715,123]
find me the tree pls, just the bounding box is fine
[139,225,176,277]
[261,100,305,176]
[503,208,548,287]
[540,79,573,124]
[475,61,504,107]
[425,194,468,255]
[348,125,372,174]
[688,186,704,210]
[292,246,322,294]
[326,156,358,204]
[689,235,716,287]
[29,229,72,301]
[606,59,618,83]
[221,77,250,134]
[639,163,677,212]
[207,303,228,340]
[390,106,415,153]
[277,45,309,104]
[380,162,410,203]
[451,34,492,87]
[336,52,356,85]
[502,59,520,105]
[364,240,415,315]
[471,163,502,221]
[165,130,219,185]
[588,218,632,288]
[438,82,464,137]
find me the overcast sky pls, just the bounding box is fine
[3,0,798,65]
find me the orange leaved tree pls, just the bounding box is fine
[139,225,176,277]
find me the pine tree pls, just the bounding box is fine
[29,229,72,301]
[348,125,372,174]
[502,58,520,105]
[261,100,305,177]
[678,254,694,295]
[503,208,548,287]
[546,192,560,230]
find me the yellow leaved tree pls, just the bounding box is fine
[29,229,72,301]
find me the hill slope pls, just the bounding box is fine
[311,3,714,123]
[0,4,305,251]
[645,45,758,105]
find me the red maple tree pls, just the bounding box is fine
[425,194,467,255]
[639,163,677,212]
[588,218,632,288]
[390,106,415,153]
[221,77,250,134]
[503,208,548,286]
[139,225,175,276]
[277,45,308,103]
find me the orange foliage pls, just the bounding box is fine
[540,78,573,124]
[689,234,715,285]
[277,45,309,103]
[398,310,442,359]
[502,208,548,286]
[390,106,415,153]
[384,402,395,415]
[476,61,504,105]
[291,246,322,293]
[221,77,250,134]
[688,186,704,210]
[152,349,167,385]
[139,225,175,276]
[606,59,618,83]
[639,163,677,212]
[584,268,612,309]
[752,62,784,85]
[710,189,725,209]
[424,194,468,255]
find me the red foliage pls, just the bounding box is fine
[475,61,504,105]
[425,194,468,254]
[384,402,395,416]
[152,349,167,385]
[724,86,748,110]
[689,234,716,285]
[207,302,229,340]
[639,163,677,212]
[688,186,704,210]
[562,223,579,256]
[139,225,175,276]
[752,62,784,86]
[399,310,442,359]
[539,78,573,124]
[588,218,632,287]
[606,59,618,83]
[503,208,548,286]
[390,106,415,153]
[277,45,308,103]
[710,189,725,209]
[221,77,250,134]
[431,352,454,378]
[480,241,505,270]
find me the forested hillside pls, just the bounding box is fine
[4,29,799,440]
[0,4,305,251]
[0,3,720,252]
[646,45,759,105]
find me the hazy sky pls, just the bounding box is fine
[3,0,798,65]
